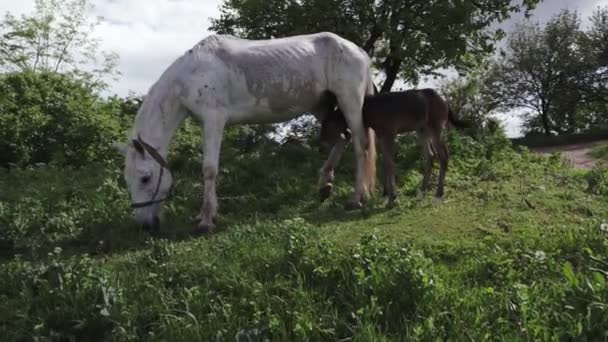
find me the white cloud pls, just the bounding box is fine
[1,0,222,96]
[91,0,222,96]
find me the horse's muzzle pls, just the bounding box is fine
[142,216,160,234]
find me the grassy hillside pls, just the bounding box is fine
[1,131,607,341]
[590,143,608,161]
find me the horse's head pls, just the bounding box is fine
[319,108,350,149]
[116,136,173,232]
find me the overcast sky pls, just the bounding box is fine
[2,0,607,136]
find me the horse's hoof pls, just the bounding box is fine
[191,223,215,237]
[191,215,202,224]
[142,216,161,235]
[319,184,333,202]
[433,196,443,206]
[386,198,397,209]
[344,200,363,211]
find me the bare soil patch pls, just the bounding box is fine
[531,140,608,170]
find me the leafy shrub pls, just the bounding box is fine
[0,249,122,341]
[586,163,608,195]
[0,71,125,167]
[0,164,131,255]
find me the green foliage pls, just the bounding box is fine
[586,163,608,196]
[590,144,608,161]
[490,8,608,135]
[0,71,126,167]
[440,60,501,137]
[210,0,540,91]
[0,0,119,84]
[0,164,130,255]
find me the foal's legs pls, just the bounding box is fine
[430,129,449,201]
[194,115,226,235]
[379,134,397,207]
[416,129,433,200]
[318,138,347,201]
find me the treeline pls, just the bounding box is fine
[1,0,607,169]
[444,8,608,136]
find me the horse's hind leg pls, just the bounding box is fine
[416,129,433,200]
[380,134,397,207]
[193,114,226,236]
[431,129,449,203]
[318,138,347,201]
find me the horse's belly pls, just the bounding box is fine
[228,98,310,124]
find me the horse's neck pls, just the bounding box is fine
[133,93,188,157]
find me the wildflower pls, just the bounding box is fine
[601,222,608,233]
[534,250,546,261]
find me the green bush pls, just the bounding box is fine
[0,164,131,255]
[586,163,608,195]
[0,71,125,167]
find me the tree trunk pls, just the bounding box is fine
[381,56,402,93]
[541,111,551,136]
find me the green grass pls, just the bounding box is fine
[1,132,608,341]
[589,143,608,161]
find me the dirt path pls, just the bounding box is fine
[531,140,608,170]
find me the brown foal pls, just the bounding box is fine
[320,88,468,206]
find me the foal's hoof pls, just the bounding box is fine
[433,196,443,206]
[319,184,333,202]
[344,200,363,211]
[191,223,215,237]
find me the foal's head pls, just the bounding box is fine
[116,137,173,232]
[319,108,350,148]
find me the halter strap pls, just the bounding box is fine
[130,135,171,208]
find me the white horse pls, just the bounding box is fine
[116,32,376,235]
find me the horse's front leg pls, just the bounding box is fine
[192,116,225,236]
[318,138,348,201]
[337,98,369,209]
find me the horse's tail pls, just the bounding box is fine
[366,70,379,96]
[448,108,469,130]
[364,127,377,196]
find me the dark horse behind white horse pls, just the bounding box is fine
[320,88,469,207]
[115,32,377,235]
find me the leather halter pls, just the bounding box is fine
[130,135,171,208]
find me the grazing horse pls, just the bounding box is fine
[115,32,377,235]
[320,88,468,207]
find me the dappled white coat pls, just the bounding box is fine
[119,32,376,233]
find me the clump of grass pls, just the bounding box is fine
[589,143,608,160]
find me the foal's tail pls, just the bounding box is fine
[364,127,377,196]
[448,108,470,130]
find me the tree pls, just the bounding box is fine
[488,10,588,135]
[0,0,119,86]
[210,0,540,93]
[579,7,608,129]
[440,60,501,136]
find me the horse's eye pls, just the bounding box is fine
[141,175,152,184]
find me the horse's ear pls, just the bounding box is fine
[113,142,128,156]
[132,139,145,155]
